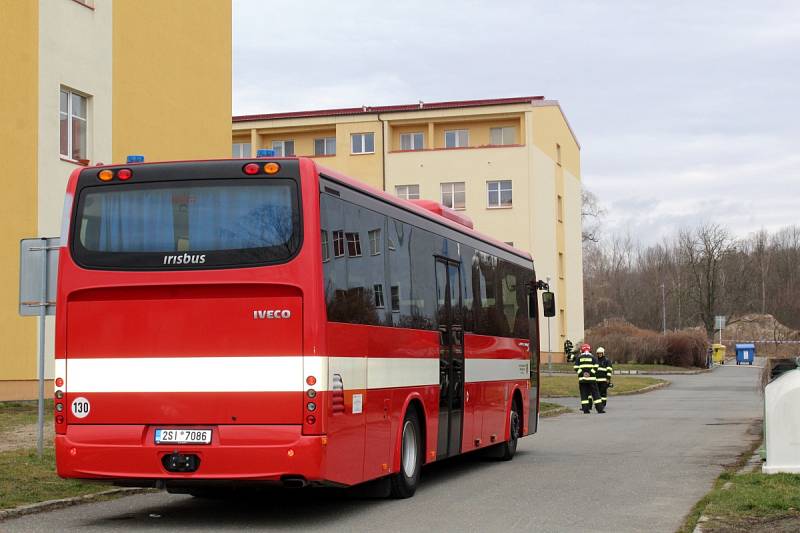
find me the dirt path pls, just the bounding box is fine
[0,422,54,452]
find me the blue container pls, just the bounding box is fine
[735,343,755,365]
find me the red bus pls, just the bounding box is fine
[54,157,548,497]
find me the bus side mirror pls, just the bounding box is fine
[541,291,556,317]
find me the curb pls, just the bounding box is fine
[611,380,671,396]
[540,406,571,418]
[0,487,153,521]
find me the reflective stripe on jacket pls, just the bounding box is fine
[596,358,613,382]
[574,353,598,382]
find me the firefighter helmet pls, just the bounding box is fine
[580,343,591,353]
[597,347,605,355]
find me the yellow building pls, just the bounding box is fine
[0,0,232,400]
[232,96,583,361]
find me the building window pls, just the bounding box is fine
[351,132,375,154]
[395,184,420,200]
[314,137,336,156]
[368,229,381,255]
[440,182,466,210]
[490,127,516,145]
[374,284,385,308]
[556,143,562,165]
[60,88,88,161]
[321,230,330,262]
[400,132,424,151]
[444,129,469,148]
[390,285,400,312]
[345,232,362,257]
[272,140,295,157]
[557,195,564,222]
[504,241,514,246]
[232,142,251,158]
[487,180,513,208]
[559,252,565,279]
[333,230,345,257]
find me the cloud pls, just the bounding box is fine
[233,0,800,244]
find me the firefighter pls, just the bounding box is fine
[564,339,575,363]
[574,343,604,414]
[595,347,613,409]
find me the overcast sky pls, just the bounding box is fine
[233,1,800,244]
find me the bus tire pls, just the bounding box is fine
[389,409,422,499]
[497,398,521,461]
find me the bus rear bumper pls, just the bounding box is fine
[55,424,327,484]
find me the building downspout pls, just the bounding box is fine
[378,113,387,191]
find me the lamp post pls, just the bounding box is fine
[661,283,666,334]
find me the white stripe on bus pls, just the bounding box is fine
[62,356,530,393]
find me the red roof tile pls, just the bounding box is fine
[233,96,545,123]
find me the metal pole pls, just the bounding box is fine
[37,240,47,457]
[661,283,666,334]
[547,276,552,373]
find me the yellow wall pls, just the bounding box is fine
[112,0,232,163]
[531,106,580,177]
[259,129,336,158]
[0,0,39,382]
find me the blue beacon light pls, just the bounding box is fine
[256,149,276,158]
[126,155,145,163]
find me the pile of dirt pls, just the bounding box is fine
[722,313,800,343]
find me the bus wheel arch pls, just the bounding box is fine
[508,387,524,440]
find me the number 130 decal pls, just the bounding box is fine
[71,397,91,418]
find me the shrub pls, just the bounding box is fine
[585,319,709,367]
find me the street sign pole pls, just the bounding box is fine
[20,238,60,457]
[546,276,552,373]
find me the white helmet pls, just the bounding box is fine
[596,347,605,355]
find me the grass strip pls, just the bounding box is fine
[0,401,53,433]
[539,401,570,418]
[0,447,111,511]
[540,375,666,398]
[546,363,700,373]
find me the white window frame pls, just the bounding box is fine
[60,87,88,161]
[232,142,251,158]
[373,284,385,309]
[368,229,381,255]
[314,137,336,156]
[351,132,375,154]
[395,184,420,200]
[487,180,513,208]
[345,232,362,257]
[490,126,516,145]
[400,132,424,151]
[333,230,345,258]
[440,182,466,210]
[272,140,295,157]
[444,129,469,148]
[321,230,330,262]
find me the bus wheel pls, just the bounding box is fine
[389,409,422,498]
[498,400,521,461]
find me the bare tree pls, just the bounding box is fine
[581,187,605,244]
[677,224,736,336]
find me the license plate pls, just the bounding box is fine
[154,429,212,445]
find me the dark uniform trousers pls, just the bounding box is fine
[574,354,603,412]
[596,358,613,408]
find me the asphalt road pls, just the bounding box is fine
[4,362,764,533]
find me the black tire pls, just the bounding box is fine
[497,399,521,461]
[389,409,422,499]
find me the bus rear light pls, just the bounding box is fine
[306,389,316,398]
[306,415,316,425]
[55,390,63,399]
[56,403,64,412]
[56,415,64,424]
[263,162,280,174]
[117,168,132,180]
[98,170,113,181]
[55,377,64,387]
[243,163,260,175]
[306,376,316,386]
[306,402,317,412]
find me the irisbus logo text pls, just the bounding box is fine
[253,309,292,319]
[163,253,206,265]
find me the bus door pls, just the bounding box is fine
[435,258,464,459]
